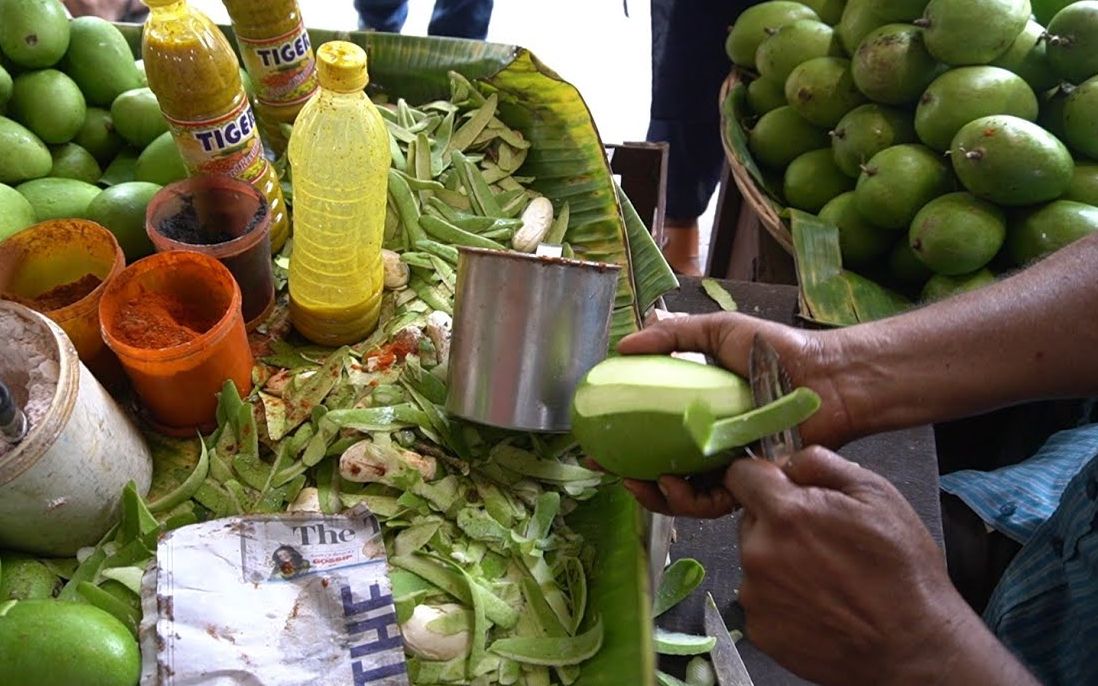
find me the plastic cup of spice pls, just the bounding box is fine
[98,251,254,435]
[146,175,275,331]
[0,219,125,388]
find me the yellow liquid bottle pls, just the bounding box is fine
[221,0,319,156]
[141,0,291,253]
[287,41,388,346]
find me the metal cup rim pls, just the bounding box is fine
[455,246,623,273]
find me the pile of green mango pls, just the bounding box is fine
[0,0,190,260]
[729,0,1098,303]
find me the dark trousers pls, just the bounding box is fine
[354,0,494,40]
[646,0,759,220]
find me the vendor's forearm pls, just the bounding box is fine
[828,232,1098,437]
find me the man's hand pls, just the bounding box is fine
[726,447,1039,686]
[616,312,854,518]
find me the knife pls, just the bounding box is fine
[747,333,802,462]
[704,592,753,686]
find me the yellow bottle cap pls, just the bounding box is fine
[316,41,369,93]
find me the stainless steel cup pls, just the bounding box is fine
[446,247,622,432]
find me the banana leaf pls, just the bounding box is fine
[117,25,677,346]
[117,24,660,685]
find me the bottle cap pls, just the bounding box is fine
[317,41,369,93]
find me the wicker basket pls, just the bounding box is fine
[718,69,795,255]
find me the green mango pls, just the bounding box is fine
[832,104,917,178]
[16,177,101,221]
[1039,86,1072,142]
[784,148,855,212]
[0,65,11,113]
[85,181,161,262]
[135,131,187,186]
[61,17,144,107]
[837,0,930,53]
[1008,200,1098,265]
[0,0,70,69]
[819,191,893,267]
[785,56,867,128]
[0,116,51,184]
[1046,1,1098,86]
[855,144,955,230]
[889,236,935,286]
[950,115,1073,206]
[915,66,1039,151]
[136,60,148,88]
[1065,163,1098,206]
[748,106,831,169]
[110,87,168,149]
[1063,76,1098,159]
[0,183,35,241]
[756,20,843,84]
[852,24,944,106]
[1032,0,1076,24]
[746,76,788,115]
[991,20,1061,94]
[921,268,996,302]
[74,107,123,165]
[49,143,101,184]
[727,1,821,68]
[802,0,847,25]
[0,600,140,686]
[0,554,58,600]
[9,69,86,144]
[909,192,1005,275]
[919,0,1031,66]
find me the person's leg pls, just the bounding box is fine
[647,0,756,275]
[354,0,410,33]
[427,0,494,40]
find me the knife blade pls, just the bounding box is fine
[747,333,802,462]
[704,592,753,686]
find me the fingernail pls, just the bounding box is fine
[657,480,670,498]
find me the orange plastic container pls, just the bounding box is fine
[99,251,254,435]
[0,220,125,386]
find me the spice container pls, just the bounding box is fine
[0,301,153,556]
[0,220,125,386]
[146,175,276,331]
[446,247,621,432]
[99,251,254,435]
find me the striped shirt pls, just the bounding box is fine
[940,423,1098,685]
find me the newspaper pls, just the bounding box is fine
[140,505,409,686]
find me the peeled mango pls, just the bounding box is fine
[950,115,1073,206]
[918,0,1031,66]
[0,600,140,686]
[915,66,1039,152]
[785,56,867,128]
[851,24,944,106]
[727,1,821,69]
[0,0,70,69]
[0,116,51,184]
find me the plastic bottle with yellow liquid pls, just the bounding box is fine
[221,0,319,156]
[288,41,389,346]
[140,0,291,253]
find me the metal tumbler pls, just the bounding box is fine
[446,247,622,432]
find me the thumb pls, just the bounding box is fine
[782,446,867,492]
[723,457,796,516]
